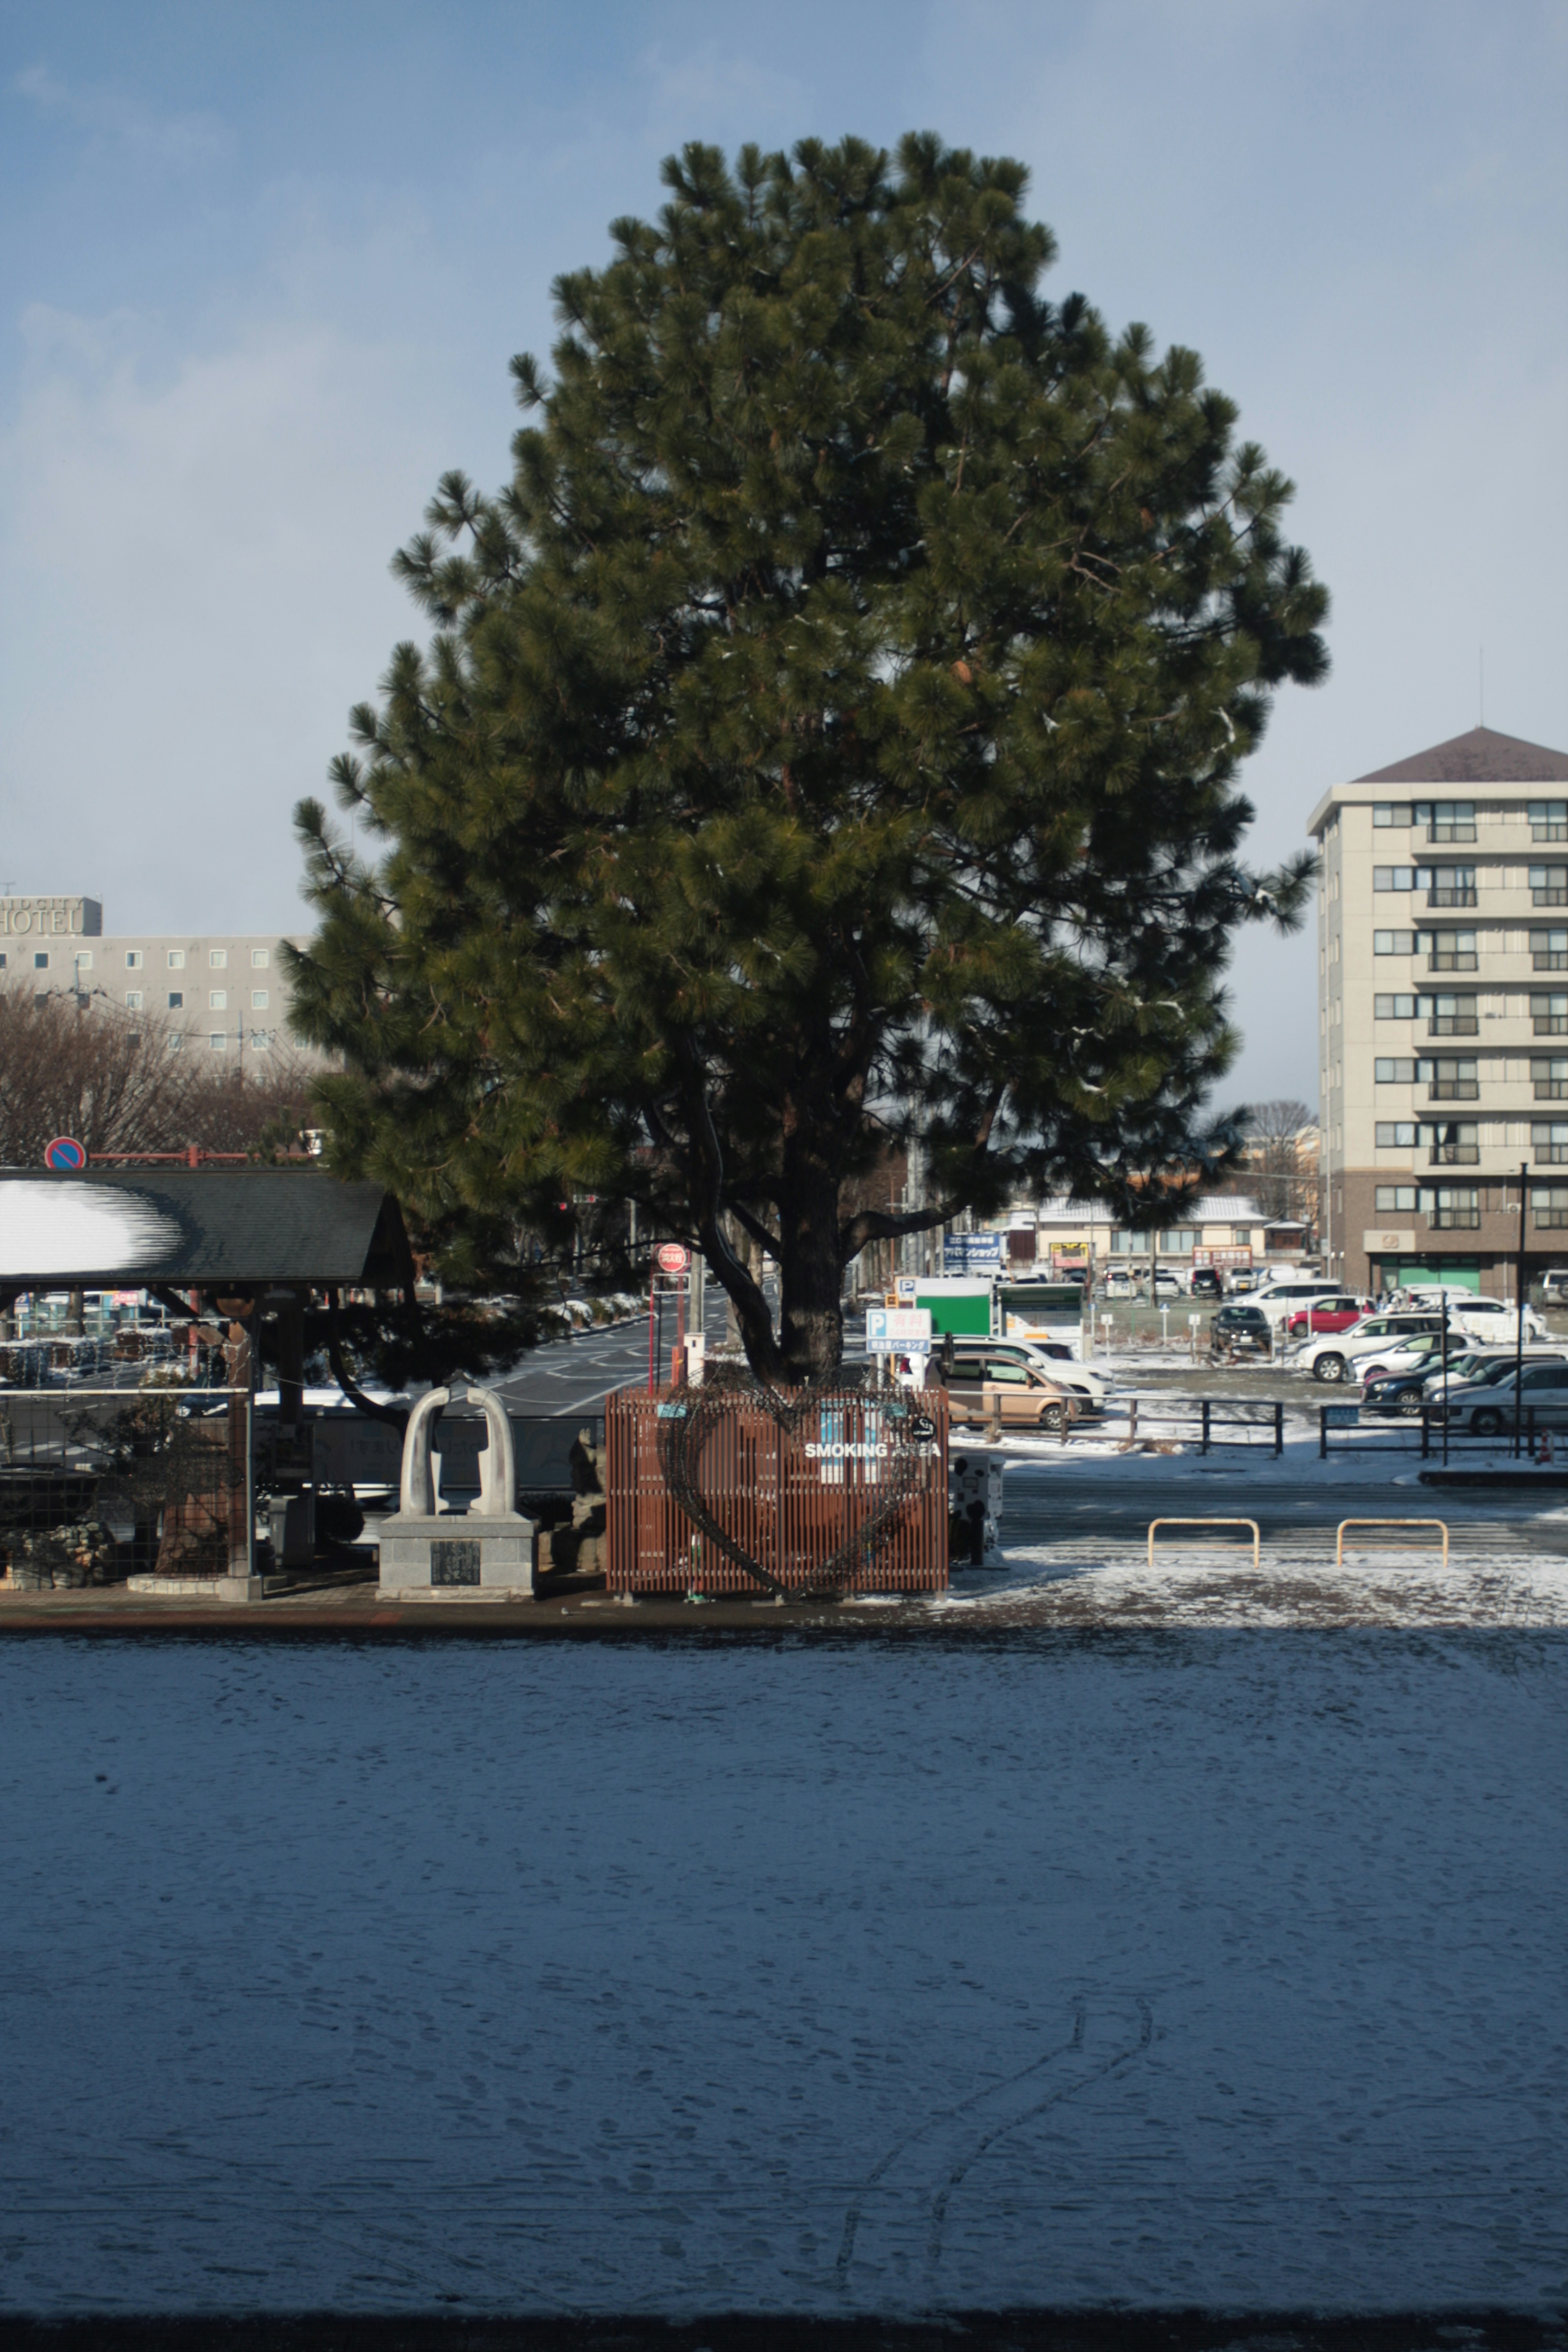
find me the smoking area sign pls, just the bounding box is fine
[865,1307,933,1356]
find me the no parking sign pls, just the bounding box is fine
[44,1136,87,1171]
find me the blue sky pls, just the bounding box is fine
[2,0,1566,1109]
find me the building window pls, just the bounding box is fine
[209,949,227,968]
[1533,929,1568,971]
[1424,1121,1478,1165]
[1530,866,1568,906]
[1426,1185,1480,1229]
[1532,993,1568,1036]
[1231,1228,1257,1247]
[1376,1122,1417,1147]
[1423,866,1477,908]
[33,952,48,970]
[125,949,143,969]
[1373,804,1412,828]
[1427,1058,1479,1100]
[167,991,183,1009]
[1424,992,1478,1037]
[251,948,270,968]
[0,953,6,970]
[168,949,185,969]
[209,989,227,1010]
[209,1033,226,1051]
[74,950,92,971]
[125,991,143,1011]
[252,1031,272,1051]
[1533,1123,1568,1165]
[1374,867,1415,892]
[1535,1058,1568,1101]
[1110,1232,1150,1255]
[1534,1187,1568,1229]
[1422,929,1477,972]
[1374,994,1415,1018]
[1415,800,1477,843]
[167,1033,184,1053]
[1375,1058,1417,1082]
[1530,801,1568,842]
[1375,1186,1418,1212]
[250,989,269,1009]
[1373,931,1414,955]
[1159,1229,1197,1254]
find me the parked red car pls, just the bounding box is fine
[1285,1296,1366,1336]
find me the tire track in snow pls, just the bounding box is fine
[924,1997,1153,2292]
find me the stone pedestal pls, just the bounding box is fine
[378,1512,536,1596]
[376,1381,536,1600]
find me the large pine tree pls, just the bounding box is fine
[289,134,1327,1383]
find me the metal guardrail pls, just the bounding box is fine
[1147,1518,1261,1571]
[1112,1397,1287,1455]
[1319,1404,1555,1458]
[1335,1518,1450,1572]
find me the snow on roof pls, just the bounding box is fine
[0,1171,408,1288]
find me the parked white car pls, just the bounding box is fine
[1446,1294,1548,1344]
[957,1336,1113,1408]
[1287,1310,1444,1384]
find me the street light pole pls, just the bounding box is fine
[1514,1159,1529,1458]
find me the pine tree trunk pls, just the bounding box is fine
[777,1154,844,1384]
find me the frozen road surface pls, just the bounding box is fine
[2,1633,1564,2318]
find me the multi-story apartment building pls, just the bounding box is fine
[0,895,322,1065]
[1310,724,1568,1294]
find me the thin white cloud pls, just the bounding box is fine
[11,59,229,169]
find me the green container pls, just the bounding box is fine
[914,1285,993,1336]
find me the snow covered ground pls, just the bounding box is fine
[2,1634,1565,2318]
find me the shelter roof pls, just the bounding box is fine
[0,1171,409,1290]
[1355,725,1568,784]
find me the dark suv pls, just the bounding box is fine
[1210,1304,1271,1357]
[1189,1267,1224,1300]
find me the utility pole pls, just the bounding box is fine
[1514,1159,1529,1457]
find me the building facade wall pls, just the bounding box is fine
[0,902,321,1065]
[1310,775,1568,1294]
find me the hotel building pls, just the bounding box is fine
[0,896,322,1064]
[1310,724,1568,1295]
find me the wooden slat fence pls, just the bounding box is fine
[606,1383,949,1596]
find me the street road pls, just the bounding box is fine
[491,1292,733,1418]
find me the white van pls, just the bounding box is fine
[1251,1276,1344,1329]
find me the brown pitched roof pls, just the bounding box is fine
[1357,725,1568,784]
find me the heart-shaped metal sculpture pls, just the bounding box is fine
[655,1370,933,1600]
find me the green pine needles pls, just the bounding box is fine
[289,132,1328,1383]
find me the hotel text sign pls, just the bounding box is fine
[0,897,102,938]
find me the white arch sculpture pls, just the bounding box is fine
[397,1383,519,1519]
[381,1381,533,1599]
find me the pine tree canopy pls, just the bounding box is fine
[289,131,1328,1383]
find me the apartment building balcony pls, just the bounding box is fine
[1428,1016,1479,1036]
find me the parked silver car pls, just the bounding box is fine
[1438,1359,1568,1437]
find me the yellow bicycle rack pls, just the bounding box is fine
[1147,1518,1261,1571]
[1335,1518,1450,1572]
